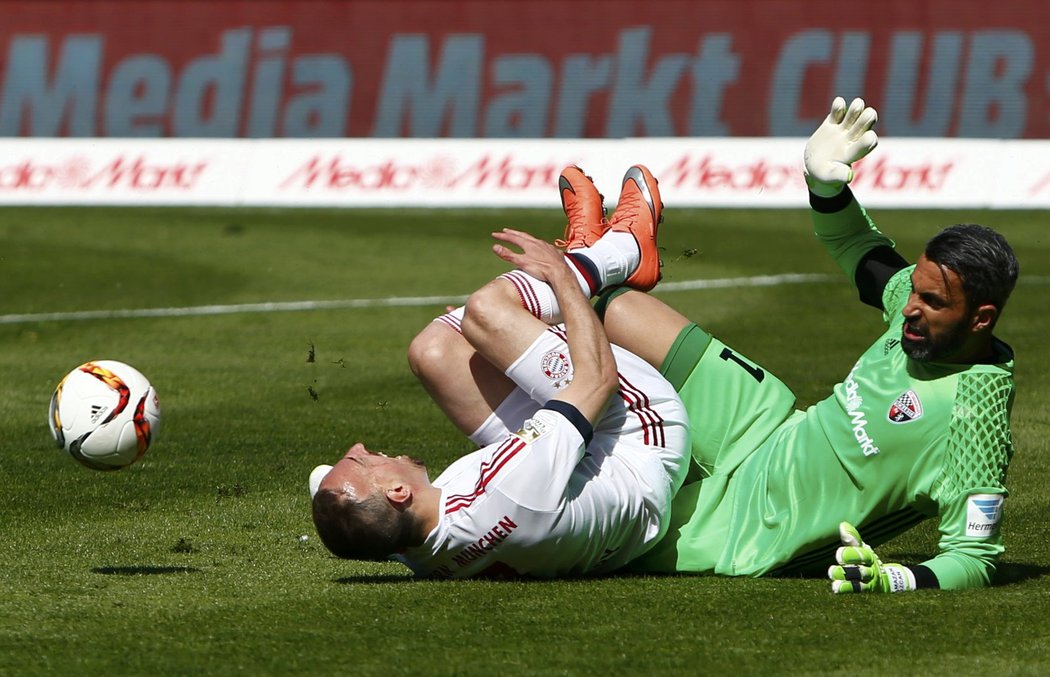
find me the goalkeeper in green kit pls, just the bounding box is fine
[616,97,1019,592]
[408,97,1018,593]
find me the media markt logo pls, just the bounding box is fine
[888,389,923,423]
[966,494,1004,537]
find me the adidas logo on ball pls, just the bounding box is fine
[89,404,109,424]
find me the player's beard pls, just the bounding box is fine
[900,318,969,362]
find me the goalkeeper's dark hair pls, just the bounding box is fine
[312,487,412,561]
[924,224,1019,320]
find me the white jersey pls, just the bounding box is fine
[395,335,690,579]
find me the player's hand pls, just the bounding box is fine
[492,228,576,287]
[804,97,879,197]
[828,522,916,593]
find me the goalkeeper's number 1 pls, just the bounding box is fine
[719,347,765,383]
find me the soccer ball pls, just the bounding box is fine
[48,360,161,471]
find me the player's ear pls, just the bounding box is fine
[970,303,997,332]
[385,483,412,508]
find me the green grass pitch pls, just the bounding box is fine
[1,204,1048,674]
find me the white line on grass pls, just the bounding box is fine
[1,273,832,325]
[3,272,1046,325]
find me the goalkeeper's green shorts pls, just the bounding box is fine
[660,323,797,477]
[630,323,798,574]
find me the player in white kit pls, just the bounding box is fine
[310,166,691,578]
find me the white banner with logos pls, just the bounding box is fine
[0,138,1045,209]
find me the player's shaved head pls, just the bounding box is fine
[312,488,406,561]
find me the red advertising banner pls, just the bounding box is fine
[1,0,1047,138]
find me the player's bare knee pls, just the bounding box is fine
[407,323,454,381]
[463,280,515,342]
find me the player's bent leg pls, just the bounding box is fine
[408,319,515,437]
[469,388,541,446]
[462,278,551,373]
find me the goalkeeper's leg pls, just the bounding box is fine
[596,288,796,473]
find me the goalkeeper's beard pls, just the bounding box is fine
[901,318,969,362]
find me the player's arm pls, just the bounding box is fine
[915,370,1014,590]
[805,97,908,310]
[830,492,1006,593]
[914,490,1006,590]
[492,228,619,425]
[832,371,1014,593]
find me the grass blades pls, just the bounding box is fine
[1,206,1048,674]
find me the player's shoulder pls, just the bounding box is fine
[952,367,1014,419]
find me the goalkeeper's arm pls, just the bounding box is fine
[828,522,1000,593]
[917,490,1006,590]
[804,98,908,310]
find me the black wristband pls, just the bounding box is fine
[911,564,940,589]
[809,184,855,213]
[543,400,594,446]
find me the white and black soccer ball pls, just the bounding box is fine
[48,360,161,471]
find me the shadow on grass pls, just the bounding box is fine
[331,562,1050,587]
[92,566,201,576]
[333,572,689,585]
[993,562,1050,586]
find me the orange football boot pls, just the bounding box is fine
[608,165,663,291]
[555,165,608,251]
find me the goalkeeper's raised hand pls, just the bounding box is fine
[828,522,916,593]
[804,97,879,197]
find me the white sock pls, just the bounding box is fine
[499,231,638,321]
[433,306,465,333]
[499,271,563,322]
[567,231,639,293]
[504,328,574,404]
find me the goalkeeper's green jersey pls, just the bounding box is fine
[632,200,1015,590]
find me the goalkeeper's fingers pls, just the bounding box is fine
[831,579,855,594]
[848,105,878,138]
[826,96,847,124]
[829,563,877,582]
[829,563,879,593]
[835,544,878,568]
[830,577,876,594]
[845,130,879,165]
[841,98,867,128]
[838,521,865,548]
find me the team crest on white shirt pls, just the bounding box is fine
[540,349,572,387]
[888,389,923,423]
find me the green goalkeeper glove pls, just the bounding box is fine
[828,522,916,593]
[804,97,879,197]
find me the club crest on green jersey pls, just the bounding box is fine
[888,390,923,423]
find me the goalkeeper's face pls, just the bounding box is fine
[900,255,978,363]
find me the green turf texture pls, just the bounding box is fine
[1,206,1047,675]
